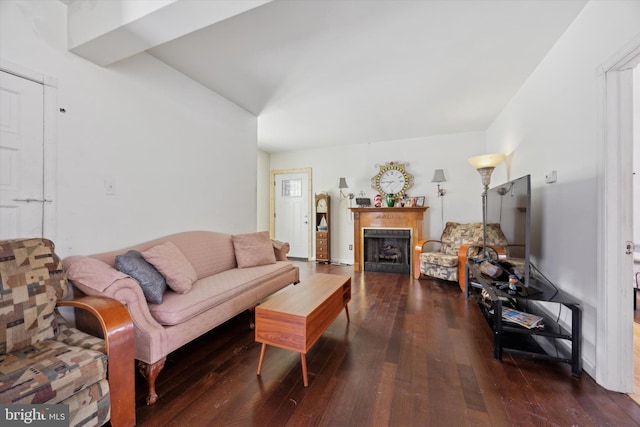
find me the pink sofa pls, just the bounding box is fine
[62,231,299,405]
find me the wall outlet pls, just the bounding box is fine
[545,170,557,184]
[348,244,353,250]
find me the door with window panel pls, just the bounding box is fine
[274,172,309,258]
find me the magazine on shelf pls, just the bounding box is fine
[501,307,544,329]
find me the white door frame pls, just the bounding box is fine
[597,40,640,392]
[270,167,312,258]
[0,59,58,240]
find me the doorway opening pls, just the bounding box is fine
[0,62,57,240]
[600,41,639,396]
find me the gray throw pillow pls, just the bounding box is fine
[115,250,167,304]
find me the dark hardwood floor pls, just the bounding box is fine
[134,261,640,426]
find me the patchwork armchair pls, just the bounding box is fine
[0,238,135,427]
[413,222,510,291]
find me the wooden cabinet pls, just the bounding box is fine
[315,193,330,263]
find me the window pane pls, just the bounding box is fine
[282,179,302,197]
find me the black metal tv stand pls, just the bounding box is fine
[465,261,582,376]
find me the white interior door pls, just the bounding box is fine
[0,71,45,239]
[274,172,309,258]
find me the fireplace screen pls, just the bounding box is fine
[363,228,411,274]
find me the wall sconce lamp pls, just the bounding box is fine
[467,153,505,258]
[431,169,447,197]
[338,177,355,202]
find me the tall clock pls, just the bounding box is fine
[371,162,414,196]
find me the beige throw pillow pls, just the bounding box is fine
[232,231,277,268]
[142,241,197,294]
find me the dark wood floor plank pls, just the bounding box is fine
[371,361,396,425]
[325,274,398,426]
[133,261,640,426]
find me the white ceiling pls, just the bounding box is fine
[146,0,587,153]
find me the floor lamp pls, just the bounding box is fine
[467,153,505,259]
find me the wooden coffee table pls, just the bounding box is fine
[255,273,351,386]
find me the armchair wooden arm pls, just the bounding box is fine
[413,239,442,279]
[456,245,508,292]
[58,296,135,427]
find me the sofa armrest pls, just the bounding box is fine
[71,275,167,335]
[413,240,442,279]
[271,239,290,261]
[63,256,128,292]
[58,296,135,427]
[64,256,166,332]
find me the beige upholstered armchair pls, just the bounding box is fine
[413,222,510,291]
[0,238,135,427]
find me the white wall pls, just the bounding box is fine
[1,0,258,257]
[486,0,640,379]
[269,131,488,264]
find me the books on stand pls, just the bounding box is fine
[501,307,544,329]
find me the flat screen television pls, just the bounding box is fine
[485,174,535,292]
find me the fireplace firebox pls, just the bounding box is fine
[363,228,411,274]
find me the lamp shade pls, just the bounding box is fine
[467,153,505,169]
[338,177,349,189]
[431,169,446,183]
